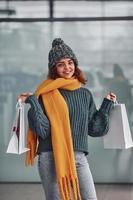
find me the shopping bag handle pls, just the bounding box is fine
[113,100,119,108]
[114,100,118,105]
[16,99,24,109]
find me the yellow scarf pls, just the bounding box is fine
[25,78,82,200]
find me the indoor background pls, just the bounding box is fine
[0,0,133,199]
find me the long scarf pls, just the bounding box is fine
[25,78,82,200]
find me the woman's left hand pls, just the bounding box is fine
[106,92,117,102]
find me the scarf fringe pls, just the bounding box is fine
[59,175,81,200]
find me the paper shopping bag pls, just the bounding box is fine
[103,103,133,149]
[6,100,29,154]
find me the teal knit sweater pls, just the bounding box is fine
[26,87,114,155]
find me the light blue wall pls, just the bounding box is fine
[0,15,133,182]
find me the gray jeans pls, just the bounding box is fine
[38,151,97,200]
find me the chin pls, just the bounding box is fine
[64,76,73,79]
[63,74,74,79]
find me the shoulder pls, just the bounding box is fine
[79,87,94,104]
[80,87,93,97]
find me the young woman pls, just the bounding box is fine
[18,38,116,200]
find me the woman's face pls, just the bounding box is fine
[56,58,75,79]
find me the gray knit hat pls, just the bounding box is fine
[48,38,78,69]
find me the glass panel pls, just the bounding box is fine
[0,1,133,183]
[0,22,52,182]
[0,1,49,18]
[55,1,133,17]
[55,1,101,17]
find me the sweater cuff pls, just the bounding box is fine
[25,94,40,110]
[25,94,36,104]
[100,98,114,115]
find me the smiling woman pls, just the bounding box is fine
[18,38,116,200]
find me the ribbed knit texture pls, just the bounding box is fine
[26,87,114,155]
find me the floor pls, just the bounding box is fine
[0,183,133,200]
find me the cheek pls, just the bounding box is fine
[72,66,75,72]
[56,67,63,75]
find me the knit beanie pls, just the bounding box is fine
[48,38,78,69]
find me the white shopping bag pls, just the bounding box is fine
[103,103,133,149]
[6,100,29,154]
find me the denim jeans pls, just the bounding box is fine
[38,151,97,200]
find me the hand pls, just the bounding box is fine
[17,92,33,103]
[106,92,117,102]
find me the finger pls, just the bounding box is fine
[22,93,33,96]
[21,94,29,97]
[111,96,116,102]
[109,92,116,97]
[21,93,29,96]
[106,94,111,98]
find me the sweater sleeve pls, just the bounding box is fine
[88,93,114,137]
[25,94,51,139]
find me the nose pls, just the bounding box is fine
[64,63,69,69]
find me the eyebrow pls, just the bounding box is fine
[57,59,72,64]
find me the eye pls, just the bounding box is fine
[69,61,74,65]
[57,63,63,68]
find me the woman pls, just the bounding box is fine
[18,38,116,200]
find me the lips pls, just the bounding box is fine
[63,71,72,74]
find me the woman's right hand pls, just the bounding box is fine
[17,92,33,103]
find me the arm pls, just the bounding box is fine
[88,94,114,137]
[25,95,51,140]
